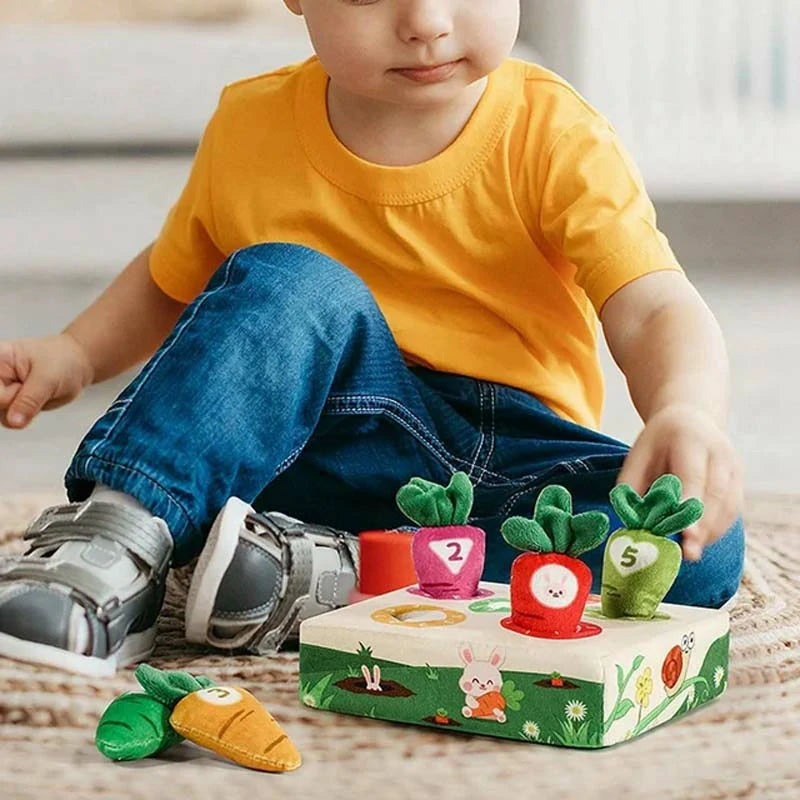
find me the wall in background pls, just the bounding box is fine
[523,0,800,198]
[0,1,278,23]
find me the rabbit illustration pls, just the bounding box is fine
[361,664,382,692]
[458,643,507,723]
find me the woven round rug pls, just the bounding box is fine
[1,492,798,800]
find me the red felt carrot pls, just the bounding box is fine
[500,486,610,639]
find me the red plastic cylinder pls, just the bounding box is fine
[355,529,417,597]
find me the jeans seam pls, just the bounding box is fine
[466,384,486,481]
[276,442,307,475]
[324,394,517,485]
[474,383,497,488]
[87,255,238,459]
[324,397,459,474]
[498,458,586,516]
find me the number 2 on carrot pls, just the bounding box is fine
[447,542,464,562]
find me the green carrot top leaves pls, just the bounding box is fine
[501,485,610,557]
[610,474,703,537]
[396,472,474,527]
[135,664,216,708]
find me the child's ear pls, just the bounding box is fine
[283,0,303,15]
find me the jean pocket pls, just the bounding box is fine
[322,393,465,475]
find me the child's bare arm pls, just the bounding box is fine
[599,270,744,560]
[64,242,188,383]
[0,243,187,429]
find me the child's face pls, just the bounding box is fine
[284,0,520,105]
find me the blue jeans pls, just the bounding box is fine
[64,243,744,608]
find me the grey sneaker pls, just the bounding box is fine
[0,499,172,677]
[184,497,359,654]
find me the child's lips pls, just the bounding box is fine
[392,59,463,83]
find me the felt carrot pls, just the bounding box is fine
[601,474,704,619]
[96,692,185,761]
[500,485,610,639]
[396,472,488,599]
[136,664,301,773]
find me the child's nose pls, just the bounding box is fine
[397,2,453,44]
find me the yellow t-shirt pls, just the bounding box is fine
[150,55,682,429]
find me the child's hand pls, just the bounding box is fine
[617,404,744,561]
[0,334,95,429]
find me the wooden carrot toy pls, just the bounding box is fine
[96,664,301,773]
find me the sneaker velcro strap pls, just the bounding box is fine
[24,501,171,573]
[341,536,360,574]
[0,561,122,620]
[250,532,315,655]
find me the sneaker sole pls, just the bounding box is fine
[0,625,156,678]
[184,496,253,646]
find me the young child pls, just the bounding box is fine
[0,0,744,674]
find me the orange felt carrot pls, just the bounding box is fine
[136,665,301,773]
[170,685,301,772]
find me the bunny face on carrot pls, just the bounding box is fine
[458,644,507,723]
[530,563,580,608]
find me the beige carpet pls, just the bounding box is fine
[1,493,798,800]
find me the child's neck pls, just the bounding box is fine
[326,77,488,167]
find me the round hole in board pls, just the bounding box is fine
[371,604,467,627]
[395,609,449,623]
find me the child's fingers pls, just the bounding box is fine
[680,528,705,562]
[617,440,658,496]
[0,380,22,409]
[5,370,54,428]
[0,382,24,428]
[699,456,737,545]
[668,448,708,561]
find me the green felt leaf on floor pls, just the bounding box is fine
[95,692,183,761]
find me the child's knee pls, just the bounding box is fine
[221,242,379,319]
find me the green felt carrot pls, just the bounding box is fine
[601,474,704,619]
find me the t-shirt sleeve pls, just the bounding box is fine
[149,101,226,304]
[537,114,683,313]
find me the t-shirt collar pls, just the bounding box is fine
[295,55,519,206]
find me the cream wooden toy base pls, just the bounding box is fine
[298,583,730,748]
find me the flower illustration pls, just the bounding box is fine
[564,699,587,722]
[521,720,541,741]
[713,665,725,689]
[635,666,654,708]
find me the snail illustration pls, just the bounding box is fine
[661,631,695,696]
